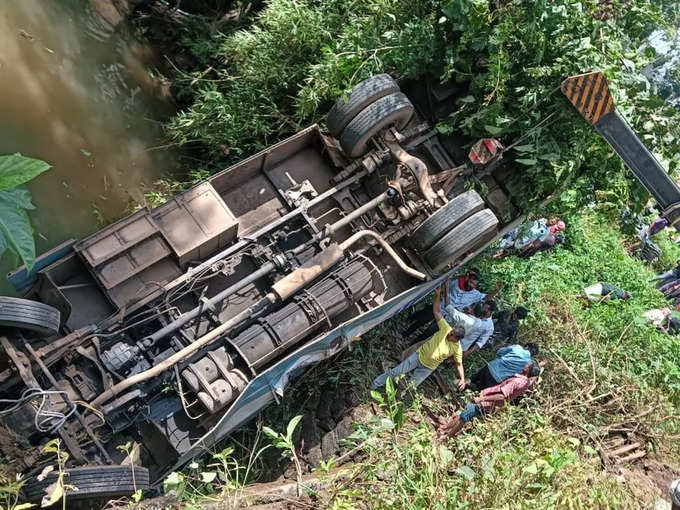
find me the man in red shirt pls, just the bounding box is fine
[435,360,543,438]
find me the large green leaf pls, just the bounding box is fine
[0,153,51,191]
[285,414,303,442]
[0,188,38,270]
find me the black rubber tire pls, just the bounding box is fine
[424,209,499,273]
[327,74,399,138]
[0,297,60,336]
[410,191,485,252]
[24,465,149,502]
[339,92,414,159]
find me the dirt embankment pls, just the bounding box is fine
[89,0,145,28]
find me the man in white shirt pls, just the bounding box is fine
[446,301,496,356]
[405,269,501,342]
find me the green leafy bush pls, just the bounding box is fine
[437,0,680,210]
[167,0,338,162]
[0,154,51,270]
[159,0,679,215]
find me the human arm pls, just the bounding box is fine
[463,344,480,357]
[454,360,465,391]
[433,371,454,395]
[473,321,494,351]
[432,287,443,322]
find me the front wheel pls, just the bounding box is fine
[0,296,61,336]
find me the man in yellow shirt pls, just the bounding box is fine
[372,287,466,391]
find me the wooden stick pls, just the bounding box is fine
[607,407,656,429]
[546,347,581,383]
[603,436,625,448]
[615,450,647,464]
[606,321,634,368]
[609,442,641,457]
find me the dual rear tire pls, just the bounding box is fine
[327,75,499,273]
[327,75,414,158]
[410,190,499,273]
[422,209,498,272]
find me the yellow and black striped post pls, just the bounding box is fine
[561,71,680,226]
[560,71,615,126]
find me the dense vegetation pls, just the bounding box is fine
[146,212,680,508]
[145,0,680,212]
[327,213,680,508]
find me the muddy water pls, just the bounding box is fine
[0,0,179,293]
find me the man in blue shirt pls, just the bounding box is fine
[467,343,538,391]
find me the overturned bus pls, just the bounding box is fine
[1,71,677,503]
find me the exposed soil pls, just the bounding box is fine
[620,458,680,507]
[89,0,142,27]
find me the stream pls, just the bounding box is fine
[0,0,179,294]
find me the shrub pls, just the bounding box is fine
[159,0,679,216]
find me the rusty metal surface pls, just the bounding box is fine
[220,173,285,235]
[107,257,182,309]
[271,244,344,301]
[96,235,172,290]
[24,342,111,463]
[36,253,114,331]
[72,207,188,309]
[0,336,87,462]
[74,208,179,298]
[153,182,238,267]
[75,208,159,268]
[384,135,442,208]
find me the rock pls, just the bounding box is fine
[335,415,354,442]
[304,445,323,468]
[89,0,145,28]
[329,392,348,420]
[345,388,360,408]
[316,392,336,432]
[299,414,323,469]
[349,404,375,423]
[320,429,339,460]
[299,414,321,447]
[282,463,298,481]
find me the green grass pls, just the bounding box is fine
[226,212,679,509]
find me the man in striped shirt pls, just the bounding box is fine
[435,360,543,438]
